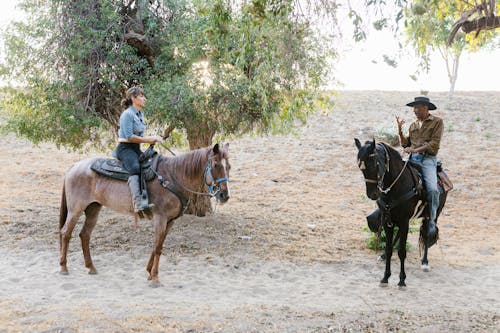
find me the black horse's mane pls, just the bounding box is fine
[376,141,403,165]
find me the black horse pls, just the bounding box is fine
[355,138,447,288]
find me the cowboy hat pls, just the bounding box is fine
[406,96,437,110]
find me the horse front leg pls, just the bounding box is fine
[380,224,394,287]
[148,218,175,287]
[397,222,409,289]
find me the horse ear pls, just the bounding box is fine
[213,143,220,155]
[354,138,362,150]
[370,139,376,150]
[223,143,229,152]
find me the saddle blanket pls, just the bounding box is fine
[90,155,159,182]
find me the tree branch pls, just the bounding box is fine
[124,31,155,67]
[447,2,499,45]
[461,15,500,33]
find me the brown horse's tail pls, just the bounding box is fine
[59,181,68,232]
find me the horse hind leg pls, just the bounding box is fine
[80,202,102,275]
[59,210,83,275]
[421,239,431,272]
[420,219,431,272]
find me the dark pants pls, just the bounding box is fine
[116,143,142,175]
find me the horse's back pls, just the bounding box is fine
[64,158,131,213]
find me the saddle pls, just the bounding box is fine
[90,146,160,182]
[408,160,453,195]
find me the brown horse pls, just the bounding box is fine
[59,143,230,287]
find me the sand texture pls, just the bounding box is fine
[0,91,499,332]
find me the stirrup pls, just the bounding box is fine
[142,203,155,219]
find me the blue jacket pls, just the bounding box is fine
[118,106,146,140]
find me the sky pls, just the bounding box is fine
[0,0,499,92]
[331,27,500,92]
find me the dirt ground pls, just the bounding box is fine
[0,90,499,332]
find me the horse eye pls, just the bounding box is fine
[214,163,220,169]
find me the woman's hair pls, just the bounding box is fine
[121,86,144,109]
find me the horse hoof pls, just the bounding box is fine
[88,269,98,275]
[149,280,163,288]
[379,282,389,288]
[421,264,431,272]
[59,270,69,276]
[398,285,407,290]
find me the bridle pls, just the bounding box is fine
[151,154,229,203]
[360,143,408,195]
[358,142,417,229]
[163,156,229,198]
[203,158,229,197]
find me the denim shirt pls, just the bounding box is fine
[118,106,146,140]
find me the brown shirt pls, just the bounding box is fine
[401,114,444,156]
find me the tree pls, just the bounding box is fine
[404,0,498,97]
[0,0,332,215]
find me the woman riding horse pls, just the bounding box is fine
[115,86,163,217]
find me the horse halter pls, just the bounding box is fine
[203,158,229,197]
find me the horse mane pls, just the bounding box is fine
[376,142,403,163]
[162,146,211,180]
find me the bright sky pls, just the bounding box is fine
[332,27,500,92]
[1,0,499,91]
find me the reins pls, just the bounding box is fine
[153,147,227,198]
[379,158,409,194]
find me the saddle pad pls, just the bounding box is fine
[90,156,158,182]
[90,158,130,181]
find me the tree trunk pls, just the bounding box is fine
[440,47,461,99]
[184,122,215,216]
[448,53,460,99]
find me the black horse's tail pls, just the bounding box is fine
[419,221,439,254]
[59,181,68,233]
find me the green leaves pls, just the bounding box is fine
[1,0,331,150]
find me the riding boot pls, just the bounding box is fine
[128,175,154,218]
[139,173,155,218]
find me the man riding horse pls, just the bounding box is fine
[396,96,444,241]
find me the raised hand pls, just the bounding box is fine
[395,115,405,130]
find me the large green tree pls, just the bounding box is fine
[0,0,332,215]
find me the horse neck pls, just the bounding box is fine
[379,144,414,194]
[161,147,210,189]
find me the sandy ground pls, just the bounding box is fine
[0,91,499,332]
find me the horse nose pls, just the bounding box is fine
[219,191,229,202]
